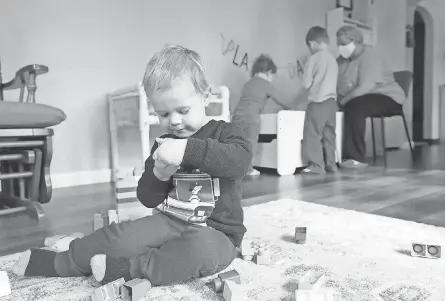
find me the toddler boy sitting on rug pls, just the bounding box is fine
[13,44,252,286]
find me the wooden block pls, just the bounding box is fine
[212,269,241,293]
[295,289,337,301]
[94,213,104,231]
[411,243,442,259]
[44,234,66,247]
[223,280,247,301]
[295,227,307,244]
[241,241,255,261]
[121,278,152,301]
[0,271,11,297]
[255,248,271,265]
[108,210,119,224]
[117,202,155,222]
[297,270,325,290]
[91,277,125,301]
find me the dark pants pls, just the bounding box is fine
[54,213,236,286]
[342,93,402,162]
[231,114,260,172]
[302,98,337,170]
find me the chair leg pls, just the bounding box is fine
[401,113,414,159]
[381,117,387,168]
[38,135,53,204]
[371,118,376,164]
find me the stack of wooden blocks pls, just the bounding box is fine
[94,167,155,231]
[114,168,154,222]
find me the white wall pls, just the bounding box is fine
[1,0,440,183]
[0,0,333,178]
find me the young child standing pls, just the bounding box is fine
[13,45,252,286]
[300,26,339,174]
[232,54,291,176]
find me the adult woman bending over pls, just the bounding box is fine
[336,25,406,168]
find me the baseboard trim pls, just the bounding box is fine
[51,169,112,189]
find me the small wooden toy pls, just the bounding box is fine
[295,289,337,301]
[44,232,84,252]
[295,227,307,244]
[121,278,152,301]
[411,243,442,259]
[255,248,271,265]
[223,280,247,301]
[0,271,11,297]
[241,241,255,261]
[116,172,154,222]
[108,210,119,224]
[212,269,241,293]
[94,212,108,231]
[297,270,325,290]
[91,277,125,301]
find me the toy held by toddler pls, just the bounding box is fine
[13,45,252,287]
[300,26,339,175]
[231,54,292,176]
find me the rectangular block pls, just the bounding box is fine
[298,270,325,290]
[213,270,241,293]
[223,280,247,301]
[117,202,155,222]
[121,278,152,301]
[411,243,442,259]
[295,227,307,244]
[295,289,337,301]
[91,278,125,301]
[255,249,271,265]
[0,271,11,297]
[94,213,107,231]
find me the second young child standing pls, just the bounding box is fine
[301,26,339,174]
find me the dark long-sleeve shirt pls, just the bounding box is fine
[232,77,290,118]
[136,119,252,247]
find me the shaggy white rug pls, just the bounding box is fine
[0,198,444,301]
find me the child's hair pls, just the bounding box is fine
[251,54,277,77]
[305,26,330,45]
[142,44,210,98]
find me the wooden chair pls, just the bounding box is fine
[0,58,65,220]
[370,71,414,167]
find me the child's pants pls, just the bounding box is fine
[302,98,337,170]
[231,114,260,171]
[53,213,237,286]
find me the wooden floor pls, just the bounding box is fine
[0,144,444,257]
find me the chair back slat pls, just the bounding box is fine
[393,71,413,98]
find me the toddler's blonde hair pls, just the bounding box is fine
[143,45,211,98]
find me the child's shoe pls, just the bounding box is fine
[300,165,326,175]
[246,169,260,176]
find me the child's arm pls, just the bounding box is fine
[265,85,293,110]
[137,135,175,208]
[181,123,252,180]
[301,55,317,90]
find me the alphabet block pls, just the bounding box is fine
[121,278,152,301]
[212,270,241,293]
[91,278,125,301]
[295,227,307,244]
[241,241,255,261]
[0,271,11,297]
[411,243,442,259]
[297,270,325,290]
[295,289,337,301]
[223,280,247,301]
[255,248,271,265]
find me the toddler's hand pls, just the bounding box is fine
[153,159,180,181]
[153,138,187,166]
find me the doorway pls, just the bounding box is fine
[412,10,425,142]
